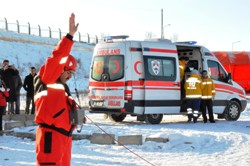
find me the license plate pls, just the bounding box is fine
[92,101,104,107]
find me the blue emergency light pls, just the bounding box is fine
[103,35,129,41]
[175,41,197,45]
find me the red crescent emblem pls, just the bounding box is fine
[112,59,120,74]
[134,61,142,74]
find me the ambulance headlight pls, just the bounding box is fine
[89,100,94,107]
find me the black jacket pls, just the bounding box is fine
[23,73,36,97]
[13,75,22,95]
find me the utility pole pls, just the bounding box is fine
[161,9,164,39]
[232,41,240,52]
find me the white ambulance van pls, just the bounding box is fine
[88,36,247,124]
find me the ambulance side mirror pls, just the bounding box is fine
[227,73,232,84]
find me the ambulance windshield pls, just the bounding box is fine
[91,55,124,81]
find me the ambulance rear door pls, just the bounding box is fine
[141,41,181,115]
[89,43,126,112]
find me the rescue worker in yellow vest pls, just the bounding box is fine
[184,69,203,123]
[179,56,189,81]
[201,70,216,123]
[179,56,189,113]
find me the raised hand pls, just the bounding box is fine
[69,13,79,36]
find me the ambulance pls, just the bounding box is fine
[88,35,247,124]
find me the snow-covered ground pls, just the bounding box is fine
[1,101,250,166]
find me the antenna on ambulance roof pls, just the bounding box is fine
[103,35,129,42]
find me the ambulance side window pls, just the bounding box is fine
[207,60,227,83]
[92,56,104,81]
[144,56,176,81]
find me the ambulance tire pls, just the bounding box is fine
[108,113,127,122]
[145,114,163,124]
[224,101,241,121]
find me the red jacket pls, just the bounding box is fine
[0,85,9,106]
[34,36,76,131]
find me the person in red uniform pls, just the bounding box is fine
[0,75,9,131]
[34,13,79,166]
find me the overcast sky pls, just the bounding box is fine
[1,0,249,51]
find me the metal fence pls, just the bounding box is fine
[0,18,98,44]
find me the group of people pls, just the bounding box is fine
[0,61,37,130]
[179,56,216,123]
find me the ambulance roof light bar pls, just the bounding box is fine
[175,41,197,45]
[103,35,129,42]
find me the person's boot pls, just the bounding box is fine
[193,117,198,123]
[203,117,208,123]
[187,114,192,123]
[210,120,215,123]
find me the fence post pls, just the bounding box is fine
[4,18,8,31]
[38,25,41,36]
[16,20,20,33]
[78,32,81,42]
[59,28,61,39]
[95,35,98,44]
[87,33,90,43]
[28,22,31,35]
[48,26,51,38]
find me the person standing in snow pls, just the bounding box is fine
[201,70,216,123]
[179,56,189,112]
[184,69,203,123]
[179,56,189,81]
[23,67,36,114]
[13,74,22,114]
[34,13,79,166]
[0,75,9,131]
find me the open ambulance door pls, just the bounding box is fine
[140,42,181,124]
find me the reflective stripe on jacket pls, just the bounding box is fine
[185,73,203,99]
[201,76,215,99]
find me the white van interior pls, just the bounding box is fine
[177,45,203,76]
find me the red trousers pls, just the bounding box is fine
[36,126,72,166]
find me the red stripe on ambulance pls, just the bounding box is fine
[215,84,244,96]
[89,81,125,87]
[144,47,178,54]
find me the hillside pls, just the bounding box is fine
[0,29,94,92]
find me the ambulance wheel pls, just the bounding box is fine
[145,114,163,124]
[224,101,241,121]
[108,113,127,122]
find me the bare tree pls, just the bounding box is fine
[145,32,156,39]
